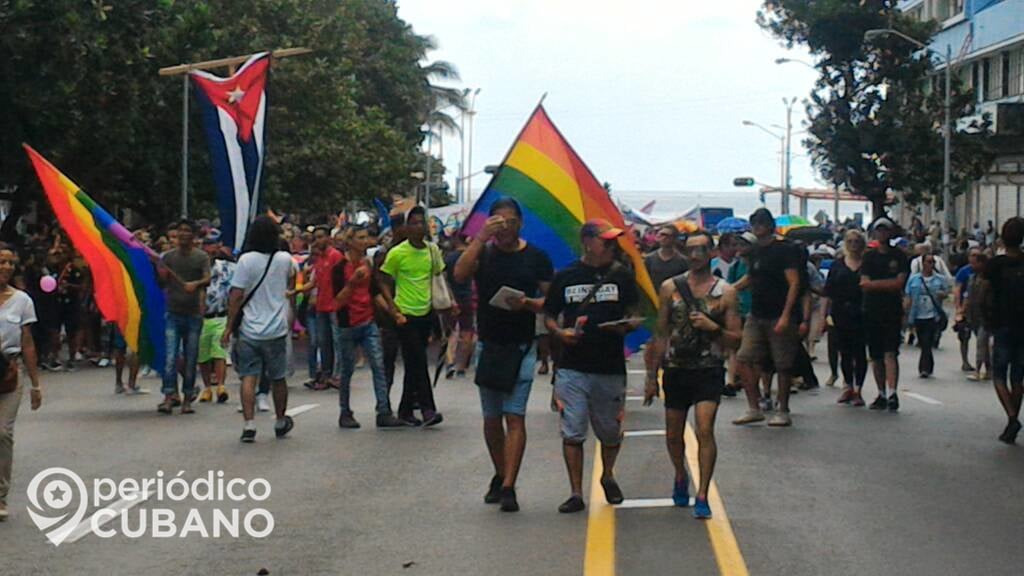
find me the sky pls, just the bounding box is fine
[396,0,872,220]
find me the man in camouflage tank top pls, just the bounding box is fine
[644,231,742,519]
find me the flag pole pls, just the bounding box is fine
[180,74,189,219]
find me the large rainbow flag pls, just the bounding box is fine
[462,104,658,351]
[24,145,167,372]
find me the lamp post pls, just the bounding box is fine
[742,120,786,214]
[864,28,953,244]
[466,88,482,203]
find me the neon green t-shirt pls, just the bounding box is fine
[381,240,441,317]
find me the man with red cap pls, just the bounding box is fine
[544,218,642,514]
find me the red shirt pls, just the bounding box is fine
[332,256,375,327]
[313,246,343,312]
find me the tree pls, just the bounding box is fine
[758,0,994,219]
[0,0,455,233]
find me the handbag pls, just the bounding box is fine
[428,243,453,311]
[0,336,13,394]
[475,342,527,393]
[920,277,948,333]
[231,251,277,334]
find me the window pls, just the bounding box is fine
[972,61,980,101]
[983,58,991,101]
[1002,52,1011,98]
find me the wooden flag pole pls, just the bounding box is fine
[160,47,312,219]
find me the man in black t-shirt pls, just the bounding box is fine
[733,208,805,427]
[983,217,1024,444]
[544,219,641,514]
[860,216,909,412]
[454,198,554,513]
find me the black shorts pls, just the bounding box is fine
[865,322,901,360]
[663,367,724,411]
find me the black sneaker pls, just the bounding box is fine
[376,413,408,428]
[399,415,423,427]
[240,428,256,443]
[600,477,624,505]
[869,395,888,410]
[999,419,1022,444]
[484,475,503,504]
[558,495,586,514]
[275,415,295,438]
[500,487,519,512]
[422,412,444,427]
[338,412,362,429]
[721,385,738,398]
[888,394,900,412]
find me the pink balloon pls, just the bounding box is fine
[40,275,57,293]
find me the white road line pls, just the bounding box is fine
[65,491,152,544]
[283,403,319,418]
[627,370,648,375]
[904,392,943,406]
[615,498,681,509]
[626,396,645,402]
[624,430,666,438]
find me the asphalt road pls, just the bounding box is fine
[1,329,1022,576]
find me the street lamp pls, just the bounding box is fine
[775,57,816,71]
[865,28,953,242]
[466,88,482,203]
[742,96,796,216]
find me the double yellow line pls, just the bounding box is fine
[583,426,750,576]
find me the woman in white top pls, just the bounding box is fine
[0,243,43,521]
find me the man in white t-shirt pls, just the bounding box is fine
[222,216,298,443]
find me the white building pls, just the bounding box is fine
[895,0,1024,232]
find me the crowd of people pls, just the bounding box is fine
[2,199,1023,522]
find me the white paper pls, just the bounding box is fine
[488,286,526,311]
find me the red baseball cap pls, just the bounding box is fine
[580,218,624,240]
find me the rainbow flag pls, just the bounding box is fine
[24,145,167,372]
[462,104,658,351]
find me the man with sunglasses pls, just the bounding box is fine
[545,219,641,514]
[645,231,742,519]
[645,225,688,289]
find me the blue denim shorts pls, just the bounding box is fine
[554,369,626,446]
[477,342,536,418]
[232,336,289,381]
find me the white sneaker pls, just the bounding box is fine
[126,386,151,395]
[97,358,111,368]
[256,393,271,413]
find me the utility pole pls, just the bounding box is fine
[943,43,953,248]
[783,97,796,216]
[465,88,481,203]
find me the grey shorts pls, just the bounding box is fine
[736,316,801,373]
[554,369,626,446]
[232,335,288,381]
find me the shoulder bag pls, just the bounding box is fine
[231,251,277,334]
[920,277,948,333]
[428,243,454,311]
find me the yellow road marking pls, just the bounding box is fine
[583,441,615,576]
[685,424,750,576]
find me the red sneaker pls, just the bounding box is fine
[836,388,853,404]
[851,390,865,407]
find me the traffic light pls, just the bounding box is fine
[733,177,756,187]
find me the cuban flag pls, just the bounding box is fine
[190,52,270,251]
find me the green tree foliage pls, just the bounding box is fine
[758,0,994,218]
[0,0,450,230]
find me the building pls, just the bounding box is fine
[895,0,1024,232]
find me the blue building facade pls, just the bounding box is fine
[897,0,1024,231]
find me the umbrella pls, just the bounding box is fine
[672,219,700,233]
[775,214,813,235]
[715,217,750,234]
[786,226,833,243]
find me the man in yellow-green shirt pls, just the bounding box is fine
[381,206,444,427]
